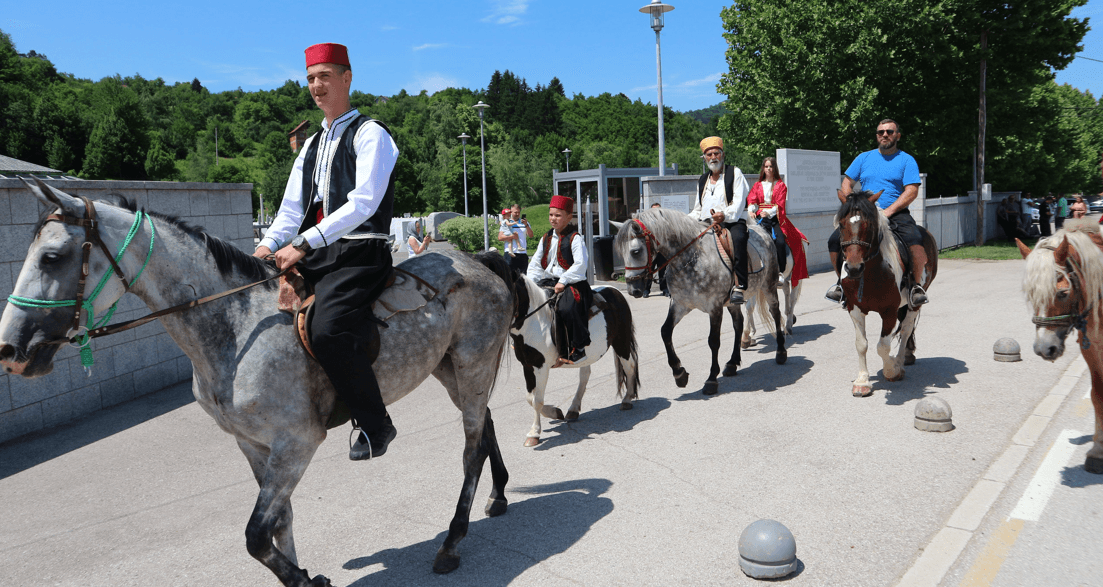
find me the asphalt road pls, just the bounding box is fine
[0,258,1097,587]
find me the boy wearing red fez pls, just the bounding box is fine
[528,195,593,364]
[254,42,400,461]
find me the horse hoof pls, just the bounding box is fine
[775,351,787,365]
[674,369,690,388]
[741,339,756,349]
[523,437,540,448]
[904,354,916,366]
[702,381,719,396]
[554,408,565,420]
[433,552,461,574]
[852,385,873,397]
[485,497,509,517]
[620,402,633,411]
[309,574,332,587]
[885,370,905,382]
[1086,457,1103,475]
[566,410,580,421]
[723,363,739,377]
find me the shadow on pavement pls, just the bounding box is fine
[881,356,968,406]
[344,478,614,587]
[534,396,670,451]
[744,321,836,353]
[1061,435,1103,488]
[0,381,194,480]
[671,356,814,400]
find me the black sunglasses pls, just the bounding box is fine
[876,129,897,136]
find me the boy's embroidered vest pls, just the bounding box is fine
[540,229,578,270]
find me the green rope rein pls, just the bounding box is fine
[7,212,155,372]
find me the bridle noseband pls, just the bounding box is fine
[1032,253,1094,349]
[623,217,717,284]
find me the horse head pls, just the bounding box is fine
[0,179,139,377]
[1021,232,1098,362]
[614,215,655,298]
[835,189,884,277]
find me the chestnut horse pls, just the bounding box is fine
[1018,221,1103,474]
[835,190,937,397]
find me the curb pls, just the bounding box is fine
[893,354,1088,587]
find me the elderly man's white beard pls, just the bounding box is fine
[707,160,723,173]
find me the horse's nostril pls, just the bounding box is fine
[0,344,14,361]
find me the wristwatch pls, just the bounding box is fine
[291,235,312,253]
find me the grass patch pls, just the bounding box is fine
[938,238,1037,260]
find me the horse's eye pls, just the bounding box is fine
[1057,289,1070,299]
[41,252,62,265]
[631,247,641,256]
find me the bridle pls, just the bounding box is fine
[1032,252,1095,349]
[839,211,883,265]
[623,218,717,283]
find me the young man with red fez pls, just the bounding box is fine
[253,42,400,461]
[527,195,592,364]
[693,136,752,305]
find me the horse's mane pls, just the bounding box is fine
[834,191,903,280]
[614,208,703,252]
[52,195,277,288]
[1024,221,1103,321]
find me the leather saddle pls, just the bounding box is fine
[711,224,768,278]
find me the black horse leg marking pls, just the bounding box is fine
[724,305,741,376]
[434,426,488,574]
[703,310,722,395]
[771,295,787,364]
[482,408,509,517]
[662,304,689,387]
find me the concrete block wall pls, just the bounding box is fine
[0,179,254,445]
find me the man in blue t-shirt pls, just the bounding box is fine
[826,119,929,308]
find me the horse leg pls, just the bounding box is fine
[725,306,743,376]
[523,366,553,447]
[480,408,510,516]
[880,309,905,382]
[244,439,330,587]
[662,302,692,387]
[769,290,787,364]
[703,310,724,395]
[237,439,298,566]
[849,309,873,397]
[566,365,590,420]
[615,349,640,410]
[1085,360,1103,474]
[740,298,757,349]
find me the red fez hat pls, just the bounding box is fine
[550,195,574,214]
[305,43,350,68]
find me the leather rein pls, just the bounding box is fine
[1031,250,1095,349]
[623,218,718,283]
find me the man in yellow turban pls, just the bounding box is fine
[691,136,751,305]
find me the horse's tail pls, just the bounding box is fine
[601,288,640,402]
[473,250,518,398]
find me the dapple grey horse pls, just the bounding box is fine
[0,179,514,586]
[614,208,785,395]
[741,239,804,347]
[508,272,640,446]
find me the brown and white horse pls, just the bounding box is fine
[1019,221,1103,474]
[835,190,937,397]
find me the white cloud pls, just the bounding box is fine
[381,25,399,31]
[413,43,448,51]
[408,73,461,95]
[679,73,722,88]
[482,0,528,25]
[199,61,303,87]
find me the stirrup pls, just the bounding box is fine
[909,285,928,308]
[728,287,745,306]
[825,284,845,304]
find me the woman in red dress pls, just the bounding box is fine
[746,157,809,287]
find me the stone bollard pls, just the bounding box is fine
[915,396,954,432]
[993,338,1022,362]
[738,519,798,579]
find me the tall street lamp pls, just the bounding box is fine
[473,101,491,250]
[639,0,674,176]
[458,133,470,217]
[563,147,572,172]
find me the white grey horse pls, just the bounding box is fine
[614,208,785,395]
[507,273,640,446]
[0,179,514,586]
[741,240,804,348]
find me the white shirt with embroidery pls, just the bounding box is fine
[690,167,750,223]
[527,231,588,285]
[260,108,400,251]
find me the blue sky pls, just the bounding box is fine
[2,1,1100,113]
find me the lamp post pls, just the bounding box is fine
[563,147,572,172]
[458,133,470,217]
[639,0,674,176]
[473,101,491,250]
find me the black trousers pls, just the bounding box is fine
[536,278,593,352]
[654,252,669,294]
[297,238,394,433]
[721,219,749,290]
[508,252,529,275]
[759,216,788,273]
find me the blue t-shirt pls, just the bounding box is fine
[844,149,921,211]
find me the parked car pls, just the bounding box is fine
[1088,198,1103,214]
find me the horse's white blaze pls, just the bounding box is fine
[849,215,861,225]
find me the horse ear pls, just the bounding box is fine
[1054,236,1071,265]
[21,177,83,216]
[1015,238,1033,259]
[837,189,846,200]
[868,190,883,203]
[610,220,624,232]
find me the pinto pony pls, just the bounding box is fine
[508,274,640,447]
[1019,221,1103,474]
[835,189,937,397]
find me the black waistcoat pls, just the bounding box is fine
[298,114,396,239]
[697,165,737,206]
[540,229,579,270]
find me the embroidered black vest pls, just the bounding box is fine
[540,229,579,271]
[697,165,737,206]
[298,114,396,239]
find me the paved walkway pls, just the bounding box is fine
[0,259,1098,586]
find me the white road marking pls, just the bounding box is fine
[1008,428,1083,522]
